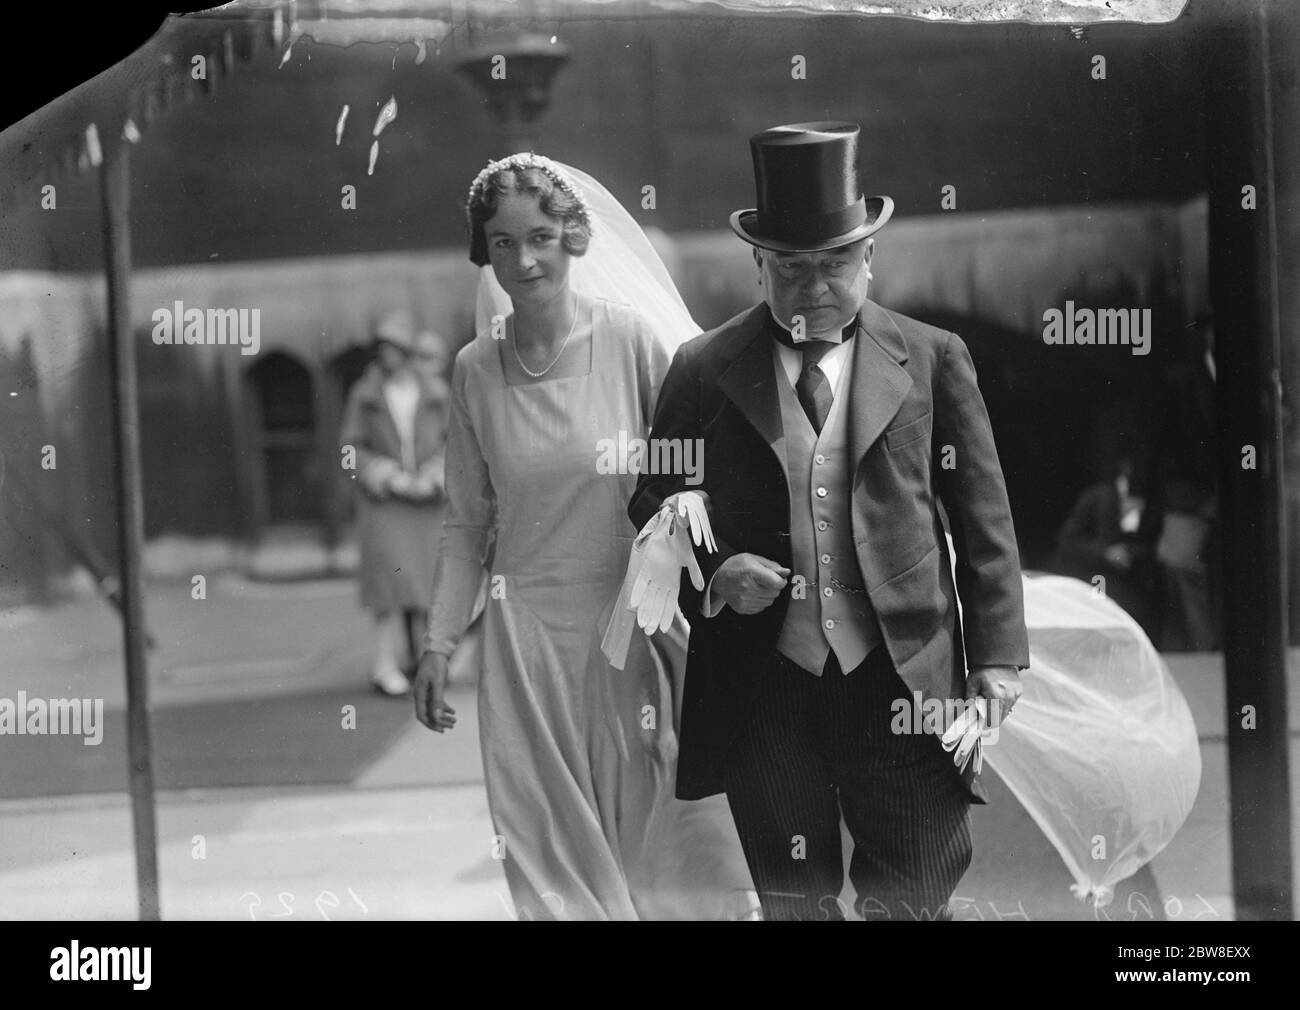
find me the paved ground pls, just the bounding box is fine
[0,574,1295,920]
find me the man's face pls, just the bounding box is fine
[757,239,873,339]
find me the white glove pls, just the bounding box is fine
[629,508,678,634]
[668,490,717,553]
[668,513,706,593]
[629,504,706,634]
[940,699,989,775]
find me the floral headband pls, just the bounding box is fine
[466,152,592,228]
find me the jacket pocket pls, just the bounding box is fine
[884,411,933,452]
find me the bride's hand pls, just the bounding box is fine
[414,651,457,732]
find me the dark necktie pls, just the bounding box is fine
[769,310,857,435]
[796,343,834,434]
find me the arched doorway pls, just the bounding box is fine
[910,312,1154,572]
[329,344,373,401]
[245,351,323,529]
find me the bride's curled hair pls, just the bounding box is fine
[468,165,592,267]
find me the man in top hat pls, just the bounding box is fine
[629,122,1029,921]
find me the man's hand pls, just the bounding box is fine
[712,553,790,615]
[413,651,457,732]
[966,665,1023,726]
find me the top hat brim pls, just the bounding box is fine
[729,195,893,253]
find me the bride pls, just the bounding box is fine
[412,153,758,920]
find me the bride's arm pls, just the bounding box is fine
[422,352,497,657]
[632,312,672,430]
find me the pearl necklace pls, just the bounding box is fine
[512,298,580,379]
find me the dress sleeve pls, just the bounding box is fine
[631,309,673,433]
[423,350,497,656]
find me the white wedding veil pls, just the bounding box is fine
[472,160,701,356]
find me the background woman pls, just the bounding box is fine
[340,315,450,695]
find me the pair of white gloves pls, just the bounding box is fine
[627,491,717,633]
[940,699,996,774]
[599,491,717,671]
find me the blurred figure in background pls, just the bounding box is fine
[340,312,450,695]
[1052,457,1157,635]
[1142,311,1220,651]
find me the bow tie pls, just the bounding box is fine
[767,307,859,354]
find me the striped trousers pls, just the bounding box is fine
[721,646,973,921]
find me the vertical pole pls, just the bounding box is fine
[100,134,161,921]
[1270,1,1300,648]
[1203,0,1293,920]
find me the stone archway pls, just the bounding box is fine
[244,351,324,530]
[909,311,1148,572]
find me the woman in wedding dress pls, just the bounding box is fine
[412,153,757,921]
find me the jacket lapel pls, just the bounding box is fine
[716,299,915,478]
[847,298,913,472]
[717,306,787,477]
[356,367,404,458]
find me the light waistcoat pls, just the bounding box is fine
[774,339,881,676]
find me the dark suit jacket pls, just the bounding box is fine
[629,299,1030,800]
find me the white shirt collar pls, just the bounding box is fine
[774,338,853,396]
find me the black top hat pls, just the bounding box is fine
[730,121,893,253]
